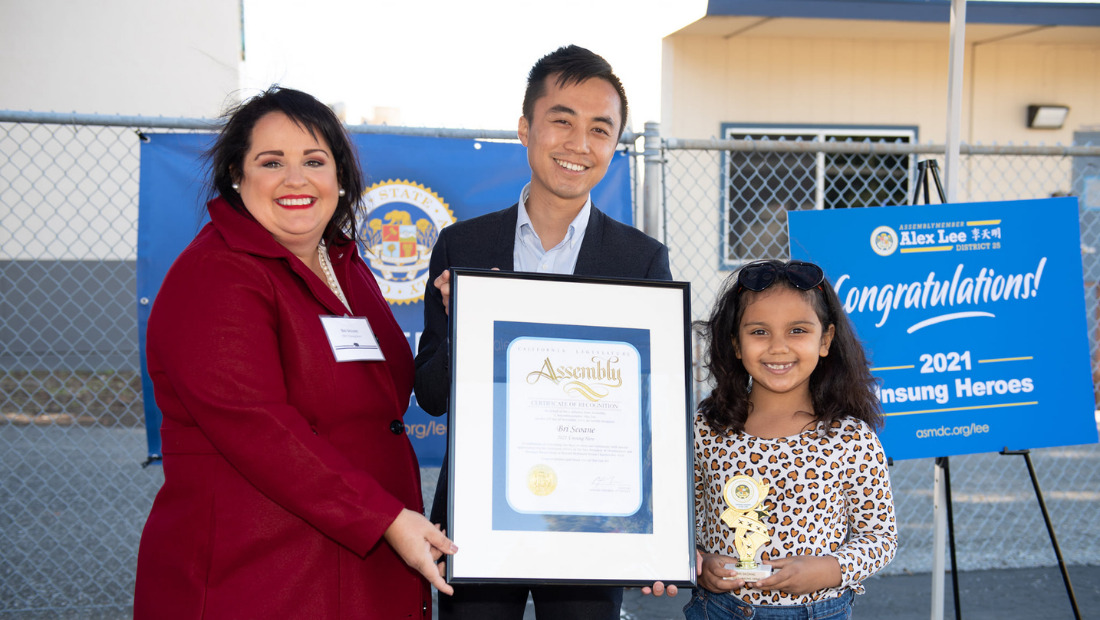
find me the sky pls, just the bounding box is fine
[240,0,707,132]
[240,0,1098,133]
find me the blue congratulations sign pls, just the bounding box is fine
[136,132,634,466]
[789,198,1097,461]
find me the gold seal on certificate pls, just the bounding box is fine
[527,464,558,496]
[720,474,773,582]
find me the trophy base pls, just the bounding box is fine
[723,563,773,582]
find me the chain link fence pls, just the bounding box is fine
[1,116,155,618]
[661,134,1100,578]
[2,113,1099,616]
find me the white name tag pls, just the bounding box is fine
[319,315,385,362]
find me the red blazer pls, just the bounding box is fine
[134,198,428,618]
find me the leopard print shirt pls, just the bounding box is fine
[694,412,897,606]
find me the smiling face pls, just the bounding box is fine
[735,286,835,403]
[235,111,340,259]
[518,75,621,213]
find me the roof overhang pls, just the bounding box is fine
[706,0,1100,25]
[670,0,1100,43]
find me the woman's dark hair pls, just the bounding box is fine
[206,86,364,246]
[522,44,629,139]
[695,259,882,435]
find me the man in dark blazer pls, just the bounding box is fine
[414,45,672,620]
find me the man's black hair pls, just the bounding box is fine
[522,45,629,139]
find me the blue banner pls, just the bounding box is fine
[788,198,1097,461]
[137,133,634,466]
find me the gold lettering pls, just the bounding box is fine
[525,355,624,401]
[527,358,559,384]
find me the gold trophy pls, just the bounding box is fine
[720,474,773,582]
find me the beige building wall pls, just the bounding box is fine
[663,35,947,140]
[660,22,1099,312]
[969,42,1099,145]
[662,27,1098,144]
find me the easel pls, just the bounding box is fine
[912,160,1082,620]
[912,160,948,206]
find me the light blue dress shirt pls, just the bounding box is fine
[513,183,592,275]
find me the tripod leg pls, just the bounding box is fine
[936,456,962,620]
[1003,449,1082,620]
[928,160,948,203]
[919,161,932,205]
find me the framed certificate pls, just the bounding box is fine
[446,268,696,586]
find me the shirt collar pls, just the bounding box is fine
[516,183,592,250]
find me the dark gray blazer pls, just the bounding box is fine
[413,203,672,524]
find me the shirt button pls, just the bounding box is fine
[390,420,405,435]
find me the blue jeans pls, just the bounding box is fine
[683,589,854,620]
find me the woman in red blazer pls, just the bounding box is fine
[134,87,455,619]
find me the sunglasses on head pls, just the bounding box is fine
[735,260,825,292]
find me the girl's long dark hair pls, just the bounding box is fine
[696,260,882,434]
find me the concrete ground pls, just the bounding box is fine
[423,564,1100,619]
[614,564,1100,619]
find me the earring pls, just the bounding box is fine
[338,188,346,197]
[231,183,240,191]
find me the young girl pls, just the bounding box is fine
[686,259,896,620]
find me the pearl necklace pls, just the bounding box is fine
[317,242,350,312]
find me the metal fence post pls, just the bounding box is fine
[642,121,663,242]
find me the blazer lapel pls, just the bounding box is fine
[491,204,520,271]
[574,206,607,276]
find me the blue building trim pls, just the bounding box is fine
[706,0,1100,27]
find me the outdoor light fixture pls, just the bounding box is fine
[1027,104,1069,129]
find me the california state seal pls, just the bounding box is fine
[357,180,455,304]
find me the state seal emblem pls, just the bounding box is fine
[870,225,898,257]
[357,180,455,304]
